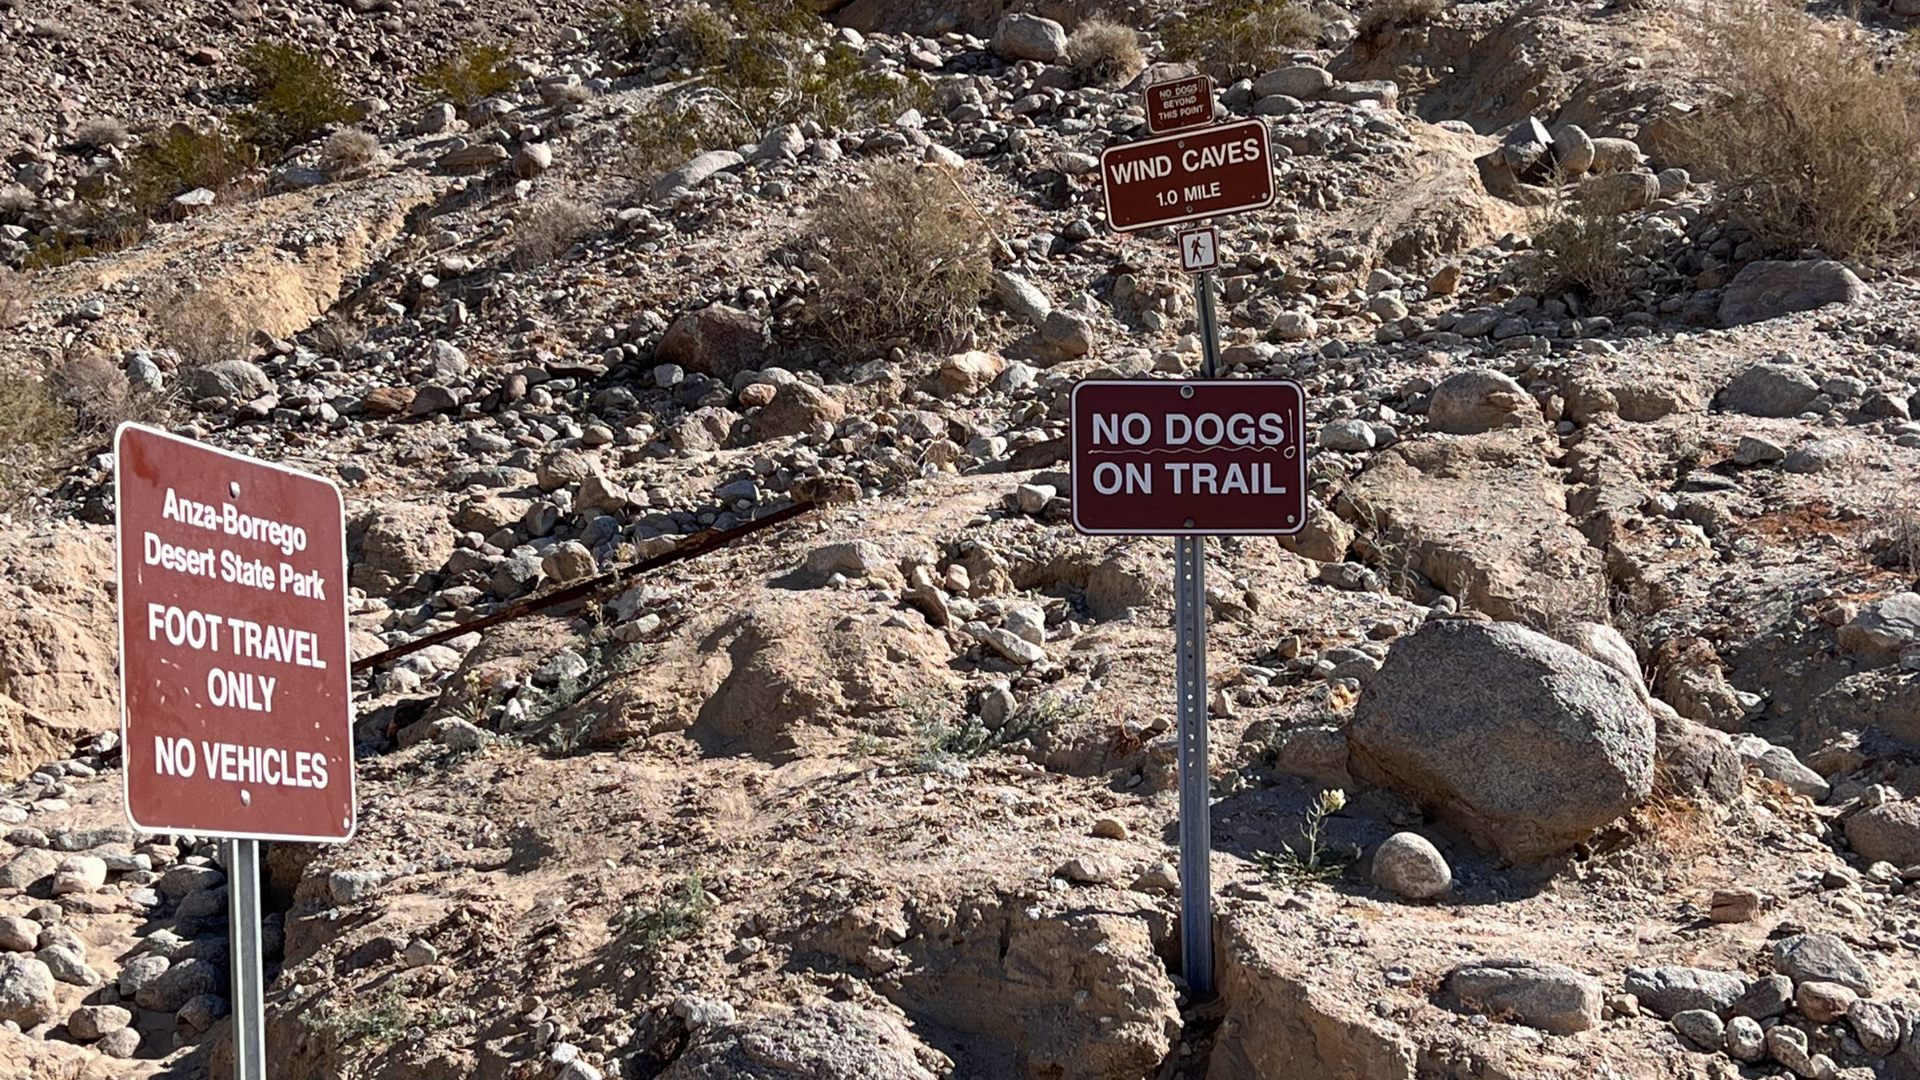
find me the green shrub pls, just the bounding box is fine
[809,164,999,354]
[417,41,519,108]
[613,875,715,960]
[1162,0,1325,81]
[666,4,732,69]
[236,41,359,151]
[911,688,1084,764]
[629,98,708,178]
[309,986,410,1049]
[1674,0,1920,258]
[122,124,259,220]
[1067,17,1145,86]
[606,0,655,55]
[628,18,930,184]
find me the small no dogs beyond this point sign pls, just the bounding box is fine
[1179,227,1219,273]
[115,424,356,842]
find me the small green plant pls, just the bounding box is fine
[1256,788,1357,883]
[1067,17,1145,87]
[20,232,97,271]
[912,688,1084,764]
[613,875,715,959]
[532,642,644,755]
[308,985,410,1049]
[121,124,259,220]
[809,163,999,355]
[236,40,359,151]
[417,41,519,109]
[1162,0,1325,82]
[849,728,883,760]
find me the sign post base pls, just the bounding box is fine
[227,838,266,1080]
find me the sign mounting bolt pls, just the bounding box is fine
[1180,386,1194,398]
[230,481,241,498]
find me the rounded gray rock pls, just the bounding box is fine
[1672,1008,1724,1049]
[1427,369,1543,434]
[0,954,57,1027]
[1351,620,1655,863]
[1371,832,1452,900]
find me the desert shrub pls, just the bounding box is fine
[629,98,708,176]
[1528,194,1638,310]
[666,4,733,68]
[151,286,252,368]
[511,200,601,270]
[628,7,930,182]
[1162,0,1325,81]
[1358,0,1444,38]
[1674,0,1920,258]
[236,41,359,151]
[809,164,998,354]
[607,0,655,55]
[72,118,129,152]
[1067,17,1145,86]
[49,353,136,433]
[0,372,73,498]
[418,41,519,108]
[121,124,259,220]
[309,986,410,1049]
[320,128,378,175]
[613,875,715,960]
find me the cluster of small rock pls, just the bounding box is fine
[0,742,267,1060]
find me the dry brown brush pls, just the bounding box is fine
[809,164,999,355]
[1674,0,1920,258]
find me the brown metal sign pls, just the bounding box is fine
[1100,119,1275,233]
[1070,381,1306,535]
[115,424,356,842]
[1145,75,1214,135]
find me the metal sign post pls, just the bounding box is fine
[115,424,359,1080]
[1082,75,1301,1000]
[227,838,267,1079]
[1178,269,1221,999]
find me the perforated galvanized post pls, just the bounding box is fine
[227,838,267,1080]
[1176,267,1220,999]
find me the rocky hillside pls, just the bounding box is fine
[3,1,1920,1079]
